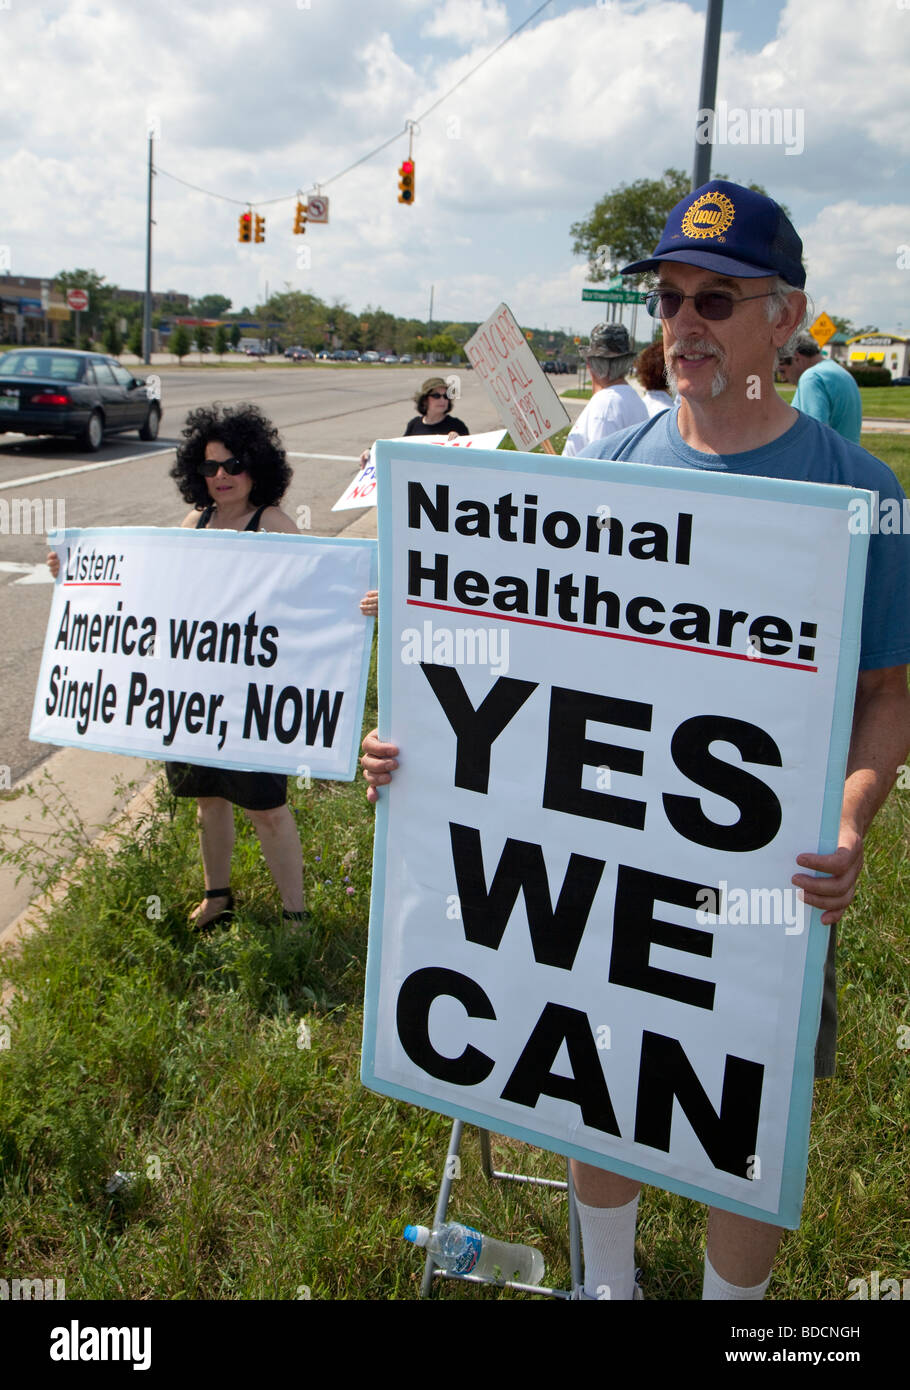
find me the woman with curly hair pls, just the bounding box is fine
[49,402,336,930]
[162,402,308,929]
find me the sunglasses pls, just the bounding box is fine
[426,391,448,400]
[645,288,775,321]
[199,455,247,477]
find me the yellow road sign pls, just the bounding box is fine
[810,312,836,348]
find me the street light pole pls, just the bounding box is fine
[142,133,154,365]
[691,0,724,190]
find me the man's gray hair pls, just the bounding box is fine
[767,277,807,357]
[588,353,635,383]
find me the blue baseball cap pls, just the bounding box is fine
[621,180,806,289]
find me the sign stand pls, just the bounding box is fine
[420,1120,583,1299]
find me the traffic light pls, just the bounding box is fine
[398,159,415,205]
[294,202,307,234]
[238,212,252,243]
[255,215,266,243]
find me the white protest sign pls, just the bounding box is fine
[332,455,377,511]
[332,431,507,511]
[31,527,377,780]
[465,303,570,451]
[361,440,869,1226]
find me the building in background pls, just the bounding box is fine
[846,333,909,379]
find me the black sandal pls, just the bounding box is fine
[191,887,234,932]
[282,908,311,923]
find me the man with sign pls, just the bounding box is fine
[778,332,862,445]
[361,180,910,1300]
[568,179,910,1298]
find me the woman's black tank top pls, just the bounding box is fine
[195,504,268,531]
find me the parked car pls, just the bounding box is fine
[316,350,332,360]
[399,354,413,363]
[542,360,557,374]
[361,350,381,363]
[0,348,161,452]
[381,353,399,364]
[245,345,268,358]
[892,376,910,386]
[284,346,314,361]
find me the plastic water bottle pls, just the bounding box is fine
[404,1221,545,1285]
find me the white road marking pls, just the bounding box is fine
[0,446,175,492]
[0,560,53,584]
[287,451,359,462]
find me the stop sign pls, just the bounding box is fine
[67,289,89,311]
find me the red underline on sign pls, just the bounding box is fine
[406,599,818,672]
[62,582,122,587]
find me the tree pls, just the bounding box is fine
[571,169,691,281]
[230,323,242,349]
[102,315,123,356]
[828,316,880,340]
[215,324,229,358]
[169,324,191,364]
[54,268,117,341]
[571,168,782,281]
[127,320,144,356]
[190,293,232,319]
[258,287,326,349]
[195,324,211,353]
[429,333,458,359]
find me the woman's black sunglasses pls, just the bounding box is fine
[199,456,247,477]
[645,288,774,321]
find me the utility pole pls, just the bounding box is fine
[142,133,154,364]
[691,0,723,190]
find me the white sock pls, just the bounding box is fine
[702,1252,771,1300]
[577,1193,640,1300]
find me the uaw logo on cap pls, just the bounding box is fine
[681,191,735,242]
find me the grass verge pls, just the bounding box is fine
[1,602,908,1302]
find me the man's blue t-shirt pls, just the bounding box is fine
[793,359,862,445]
[579,408,910,671]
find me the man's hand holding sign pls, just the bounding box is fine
[360,182,910,1302]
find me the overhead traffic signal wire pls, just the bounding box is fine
[155,0,555,209]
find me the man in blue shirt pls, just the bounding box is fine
[569,181,910,1301]
[361,180,910,1302]
[778,333,863,443]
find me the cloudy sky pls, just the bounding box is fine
[3,0,908,337]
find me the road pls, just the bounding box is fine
[0,365,568,784]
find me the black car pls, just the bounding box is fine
[0,348,161,451]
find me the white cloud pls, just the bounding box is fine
[1,0,907,333]
[421,0,508,45]
[799,200,910,329]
